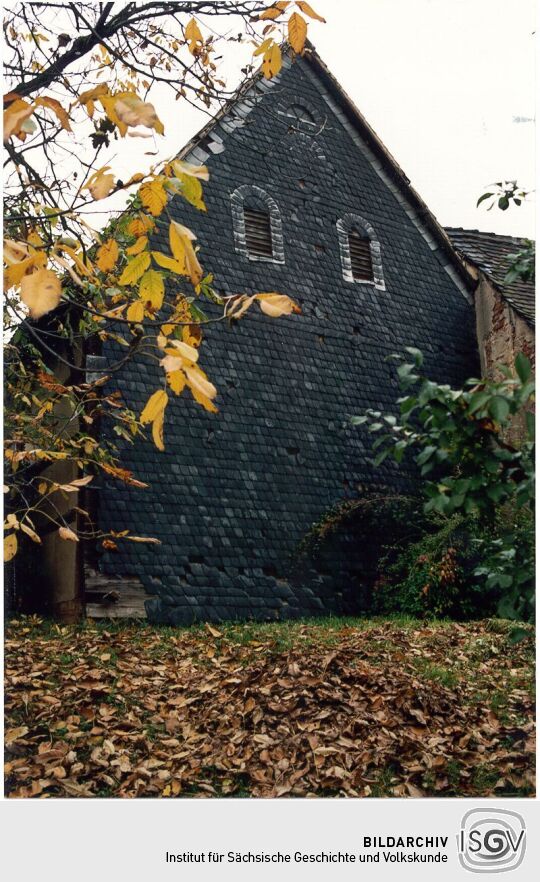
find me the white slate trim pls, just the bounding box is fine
[336,213,385,290]
[230,184,285,264]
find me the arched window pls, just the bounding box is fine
[348,228,373,281]
[336,212,385,289]
[244,206,273,258]
[230,185,285,263]
[286,104,316,125]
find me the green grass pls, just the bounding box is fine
[412,661,459,689]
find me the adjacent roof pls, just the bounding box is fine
[446,227,535,325]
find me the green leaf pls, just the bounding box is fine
[476,192,492,207]
[416,445,437,466]
[373,449,390,466]
[508,627,530,645]
[467,390,491,415]
[515,352,531,384]
[488,396,510,423]
[404,347,423,366]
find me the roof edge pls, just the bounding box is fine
[301,41,475,296]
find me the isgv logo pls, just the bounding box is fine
[458,808,526,873]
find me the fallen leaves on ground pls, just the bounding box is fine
[4,617,535,799]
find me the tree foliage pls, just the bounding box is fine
[476,180,535,284]
[3,2,325,559]
[353,349,535,623]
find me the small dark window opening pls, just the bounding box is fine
[286,104,316,125]
[348,228,373,281]
[244,207,273,258]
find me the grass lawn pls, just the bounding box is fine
[4,615,535,798]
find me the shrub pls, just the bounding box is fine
[374,515,499,619]
[354,350,535,623]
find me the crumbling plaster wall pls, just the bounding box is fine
[474,274,534,445]
[475,275,535,380]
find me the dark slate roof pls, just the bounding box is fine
[445,227,535,325]
[177,40,475,302]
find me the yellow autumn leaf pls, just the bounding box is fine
[124,535,162,543]
[167,370,187,395]
[188,385,218,414]
[20,522,41,543]
[139,179,167,216]
[288,12,308,53]
[256,292,302,317]
[151,251,184,274]
[126,236,148,256]
[139,270,164,309]
[175,172,206,211]
[182,324,202,348]
[226,293,257,320]
[297,1,325,22]
[96,239,119,272]
[20,268,62,319]
[78,83,109,118]
[128,215,154,237]
[185,17,203,54]
[164,339,199,363]
[126,300,145,322]
[184,363,218,412]
[4,238,29,263]
[169,220,197,241]
[169,221,203,285]
[34,95,72,131]
[85,166,115,200]
[140,389,168,424]
[4,256,36,291]
[171,159,209,181]
[118,251,151,286]
[4,533,17,562]
[262,42,282,79]
[114,95,164,135]
[152,409,165,450]
[258,6,282,20]
[169,222,186,265]
[253,38,273,58]
[160,355,184,374]
[54,242,93,276]
[59,525,79,542]
[3,98,34,141]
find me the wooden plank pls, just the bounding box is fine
[84,567,149,619]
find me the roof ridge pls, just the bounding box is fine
[445,226,533,244]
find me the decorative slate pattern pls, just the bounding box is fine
[336,212,385,289]
[446,227,535,325]
[96,55,478,624]
[230,184,285,263]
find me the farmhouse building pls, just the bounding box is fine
[84,44,483,623]
[14,45,534,624]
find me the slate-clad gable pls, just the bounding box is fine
[96,53,478,623]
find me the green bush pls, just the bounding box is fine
[373,515,499,619]
[375,504,534,620]
[354,350,535,624]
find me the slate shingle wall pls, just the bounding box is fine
[96,57,478,624]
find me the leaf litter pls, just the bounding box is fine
[4,617,535,798]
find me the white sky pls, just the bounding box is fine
[47,0,536,239]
